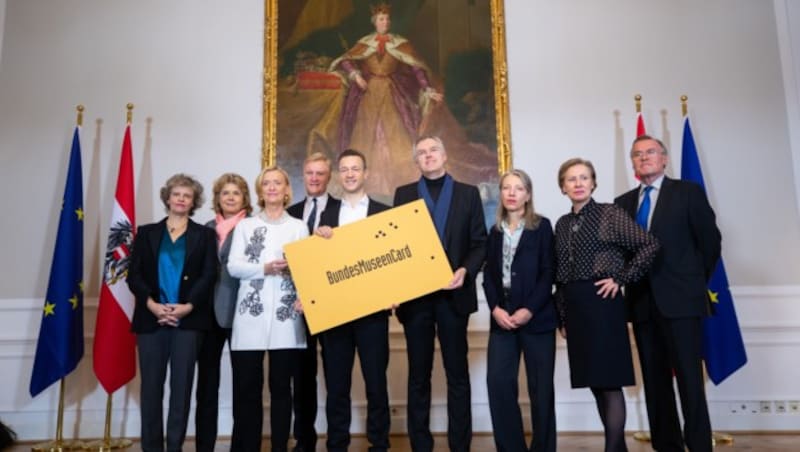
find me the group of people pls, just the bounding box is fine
[127,133,721,452]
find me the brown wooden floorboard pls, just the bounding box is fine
[14,432,800,451]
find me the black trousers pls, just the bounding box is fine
[137,327,201,452]
[321,314,390,452]
[293,325,318,451]
[402,297,471,452]
[194,321,231,452]
[230,348,303,452]
[634,308,712,452]
[487,329,556,452]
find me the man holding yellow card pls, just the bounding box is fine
[393,135,488,452]
[315,149,391,452]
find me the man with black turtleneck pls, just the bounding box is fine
[392,135,487,452]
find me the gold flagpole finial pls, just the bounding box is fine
[634,94,642,113]
[126,103,134,124]
[681,95,688,117]
[76,104,84,127]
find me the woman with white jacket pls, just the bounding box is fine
[226,166,308,452]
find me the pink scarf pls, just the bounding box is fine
[215,210,246,250]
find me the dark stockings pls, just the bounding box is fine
[591,387,628,452]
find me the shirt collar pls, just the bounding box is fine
[641,174,665,194]
[306,193,329,206]
[343,194,369,208]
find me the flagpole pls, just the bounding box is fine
[682,94,734,447]
[86,103,134,452]
[632,92,650,444]
[32,105,87,452]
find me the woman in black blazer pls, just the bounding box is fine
[127,173,217,452]
[483,169,557,452]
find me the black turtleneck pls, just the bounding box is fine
[423,174,446,203]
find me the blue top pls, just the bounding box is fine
[158,229,186,304]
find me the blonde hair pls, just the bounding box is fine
[304,152,332,171]
[211,173,253,215]
[495,169,541,231]
[255,166,292,209]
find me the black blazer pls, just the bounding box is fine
[287,195,339,226]
[393,178,487,320]
[128,218,217,333]
[483,218,556,333]
[287,199,306,221]
[318,197,390,227]
[615,176,722,320]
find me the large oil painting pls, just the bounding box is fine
[263,0,511,209]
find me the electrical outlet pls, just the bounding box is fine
[760,401,772,413]
[789,401,800,413]
[730,401,759,414]
[775,401,787,413]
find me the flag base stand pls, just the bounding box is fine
[31,439,86,451]
[85,438,133,451]
[712,432,734,445]
[633,431,650,442]
[82,394,133,451]
[632,431,734,446]
[33,380,87,451]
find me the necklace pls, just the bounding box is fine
[167,219,187,233]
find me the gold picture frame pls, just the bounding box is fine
[261,0,512,186]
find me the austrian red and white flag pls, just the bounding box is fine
[93,125,136,394]
[636,111,647,138]
[625,111,648,188]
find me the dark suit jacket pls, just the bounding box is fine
[128,218,217,333]
[393,178,487,321]
[483,218,556,333]
[319,197,391,320]
[287,199,307,222]
[205,219,241,329]
[287,195,339,228]
[615,176,721,320]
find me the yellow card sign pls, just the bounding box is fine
[284,199,453,334]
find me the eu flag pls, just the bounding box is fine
[681,116,747,385]
[30,127,85,397]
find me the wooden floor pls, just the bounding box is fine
[17,432,800,451]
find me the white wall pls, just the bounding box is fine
[1,0,799,441]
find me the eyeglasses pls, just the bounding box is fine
[631,148,664,159]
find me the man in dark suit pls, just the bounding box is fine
[315,149,391,452]
[393,135,487,452]
[286,152,335,452]
[615,135,721,452]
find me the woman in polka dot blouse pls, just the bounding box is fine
[554,158,659,452]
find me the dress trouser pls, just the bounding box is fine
[137,327,201,452]
[231,348,303,452]
[487,329,557,452]
[195,320,230,452]
[293,325,318,451]
[402,297,471,452]
[321,314,390,452]
[634,307,712,452]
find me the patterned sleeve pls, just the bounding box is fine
[227,221,266,280]
[607,205,660,285]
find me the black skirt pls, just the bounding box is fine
[563,280,635,388]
